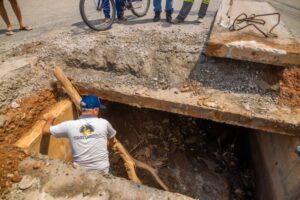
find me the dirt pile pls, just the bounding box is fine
[279,66,300,108]
[4,155,194,200]
[0,90,57,194]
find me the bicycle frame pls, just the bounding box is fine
[97,0,101,10]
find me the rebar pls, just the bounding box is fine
[229,12,280,37]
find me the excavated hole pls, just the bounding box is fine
[15,97,255,199]
[103,101,255,200]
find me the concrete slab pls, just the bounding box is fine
[207,0,300,66]
[76,78,300,136]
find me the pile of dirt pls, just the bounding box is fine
[104,102,255,200]
[4,155,194,200]
[279,66,300,109]
[0,90,57,194]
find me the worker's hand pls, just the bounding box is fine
[42,114,56,121]
[42,114,56,135]
[108,137,117,147]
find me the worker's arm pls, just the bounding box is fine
[42,115,56,136]
[107,121,117,147]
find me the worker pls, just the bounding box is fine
[42,95,117,175]
[172,0,210,24]
[153,0,173,23]
[0,0,32,36]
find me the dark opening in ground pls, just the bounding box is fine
[102,101,255,200]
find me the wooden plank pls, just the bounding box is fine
[207,0,300,66]
[15,100,74,161]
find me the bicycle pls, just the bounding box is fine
[80,0,150,31]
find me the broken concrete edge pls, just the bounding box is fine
[207,0,300,66]
[5,155,194,200]
[77,84,300,136]
[206,38,300,67]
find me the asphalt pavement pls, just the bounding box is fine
[0,0,299,49]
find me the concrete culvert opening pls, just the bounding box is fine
[15,96,256,200]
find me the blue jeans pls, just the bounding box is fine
[103,0,125,18]
[153,0,173,12]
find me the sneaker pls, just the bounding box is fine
[104,18,112,23]
[118,15,128,21]
[172,17,184,24]
[195,17,203,24]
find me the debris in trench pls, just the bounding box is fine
[18,175,36,190]
[105,102,255,199]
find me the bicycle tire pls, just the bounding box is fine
[131,0,150,17]
[80,0,116,31]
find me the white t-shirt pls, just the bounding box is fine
[50,116,116,170]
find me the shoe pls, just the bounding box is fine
[153,11,161,22]
[171,17,184,24]
[166,10,173,23]
[104,18,112,23]
[118,15,128,21]
[195,17,203,24]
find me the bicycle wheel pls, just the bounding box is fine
[80,0,116,31]
[130,0,150,17]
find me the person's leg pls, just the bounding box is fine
[198,0,210,18]
[172,0,194,24]
[102,0,111,19]
[115,0,122,18]
[8,0,26,29]
[196,0,210,22]
[165,0,173,12]
[0,0,13,35]
[116,0,127,20]
[165,0,173,23]
[153,0,161,22]
[153,0,162,12]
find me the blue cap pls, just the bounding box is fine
[296,145,300,157]
[80,95,106,109]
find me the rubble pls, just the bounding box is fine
[18,175,36,190]
[5,156,194,200]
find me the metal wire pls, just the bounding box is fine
[229,12,280,37]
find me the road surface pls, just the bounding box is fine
[0,0,299,50]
